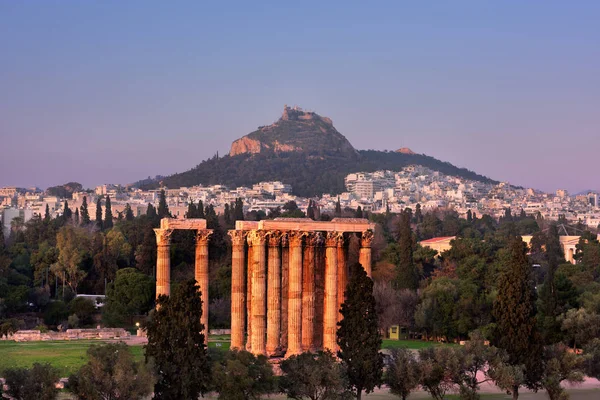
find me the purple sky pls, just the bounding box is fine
[1,1,599,193]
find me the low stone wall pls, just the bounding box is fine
[209,329,231,335]
[1,328,130,342]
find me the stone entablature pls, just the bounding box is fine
[2,328,130,342]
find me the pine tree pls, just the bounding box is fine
[157,189,170,219]
[96,197,103,230]
[492,236,543,397]
[80,196,91,225]
[145,280,210,399]
[337,263,383,400]
[335,197,342,218]
[394,210,418,290]
[124,203,134,221]
[104,195,113,229]
[44,204,51,222]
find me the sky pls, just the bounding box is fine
[1,1,599,194]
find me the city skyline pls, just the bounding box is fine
[1,1,599,193]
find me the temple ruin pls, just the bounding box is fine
[154,217,375,357]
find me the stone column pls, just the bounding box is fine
[280,234,289,351]
[337,233,348,322]
[195,229,212,337]
[266,231,282,356]
[246,240,254,352]
[302,233,317,352]
[359,230,374,278]
[287,231,304,356]
[249,230,267,355]
[324,232,340,352]
[228,230,247,350]
[154,228,173,300]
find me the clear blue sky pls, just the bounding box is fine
[1,1,598,193]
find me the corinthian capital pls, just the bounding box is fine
[154,228,173,246]
[228,230,247,246]
[267,231,283,247]
[247,230,267,246]
[288,231,306,247]
[360,230,374,247]
[325,231,343,247]
[196,229,214,244]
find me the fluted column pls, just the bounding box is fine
[359,230,374,278]
[249,230,267,355]
[302,233,317,352]
[228,230,247,350]
[246,240,254,352]
[324,232,340,352]
[266,231,282,356]
[195,229,213,336]
[154,228,173,300]
[280,234,289,351]
[287,231,304,356]
[337,233,348,322]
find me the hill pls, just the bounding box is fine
[139,107,497,197]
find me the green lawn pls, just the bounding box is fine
[381,339,457,350]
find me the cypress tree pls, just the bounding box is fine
[104,195,113,229]
[96,197,103,230]
[492,236,543,396]
[80,196,91,225]
[307,200,315,220]
[394,210,418,290]
[63,200,72,220]
[335,197,342,218]
[538,225,565,343]
[337,262,383,400]
[186,202,197,219]
[44,204,51,222]
[223,203,231,226]
[197,200,205,219]
[467,209,473,223]
[355,206,363,218]
[74,208,80,225]
[234,198,244,221]
[157,189,170,219]
[414,203,423,224]
[124,203,134,221]
[145,280,210,399]
[147,203,157,219]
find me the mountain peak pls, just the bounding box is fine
[229,105,356,157]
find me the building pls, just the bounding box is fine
[419,236,456,254]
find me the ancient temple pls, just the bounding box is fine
[154,217,375,357]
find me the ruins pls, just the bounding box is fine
[154,217,375,357]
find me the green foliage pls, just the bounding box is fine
[68,342,153,400]
[43,301,69,326]
[80,196,91,225]
[104,195,113,229]
[391,210,418,290]
[157,189,170,219]
[4,362,60,400]
[337,263,383,400]
[69,297,96,327]
[559,308,600,350]
[583,338,600,380]
[540,343,585,400]
[103,268,154,327]
[280,351,349,400]
[384,347,420,400]
[95,197,103,230]
[211,349,276,400]
[145,279,210,399]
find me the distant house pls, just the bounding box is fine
[419,236,456,254]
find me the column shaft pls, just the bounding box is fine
[246,243,253,352]
[359,230,374,278]
[266,232,282,355]
[337,236,347,322]
[287,232,304,356]
[302,233,316,352]
[324,232,340,352]
[229,230,246,350]
[195,230,212,337]
[280,235,289,352]
[154,229,173,300]
[249,230,267,355]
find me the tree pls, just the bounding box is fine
[307,200,316,220]
[4,363,60,400]
[104,195,113,229]
[560,308,600,350]
[145,279,210,399]
[392,210,418,290]
[211,349,276,400]
[124,203,134,221]
[540,343,585,400]
[355,206,363,218]
[384,348,420,400]
[418,347,461,400]
[233,198,244,221]
[583,338,600,380]
[69,342,153,400]
[280,351,348,400]
[157,189,170,219]
[455,331,497,400]
[415,203,423,224]
[103,268,154,327]
[80,196,91,225]
[74,208,80,225]
[337,262,383,400]
[492,237,543,398]
[63,200,72,220]
[96,197,103,230]
[51,225,90,294]
[44,204,51,222]
[335,198,342,218]
[69,297,96,327]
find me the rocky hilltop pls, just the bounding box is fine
[229,106,358,157]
